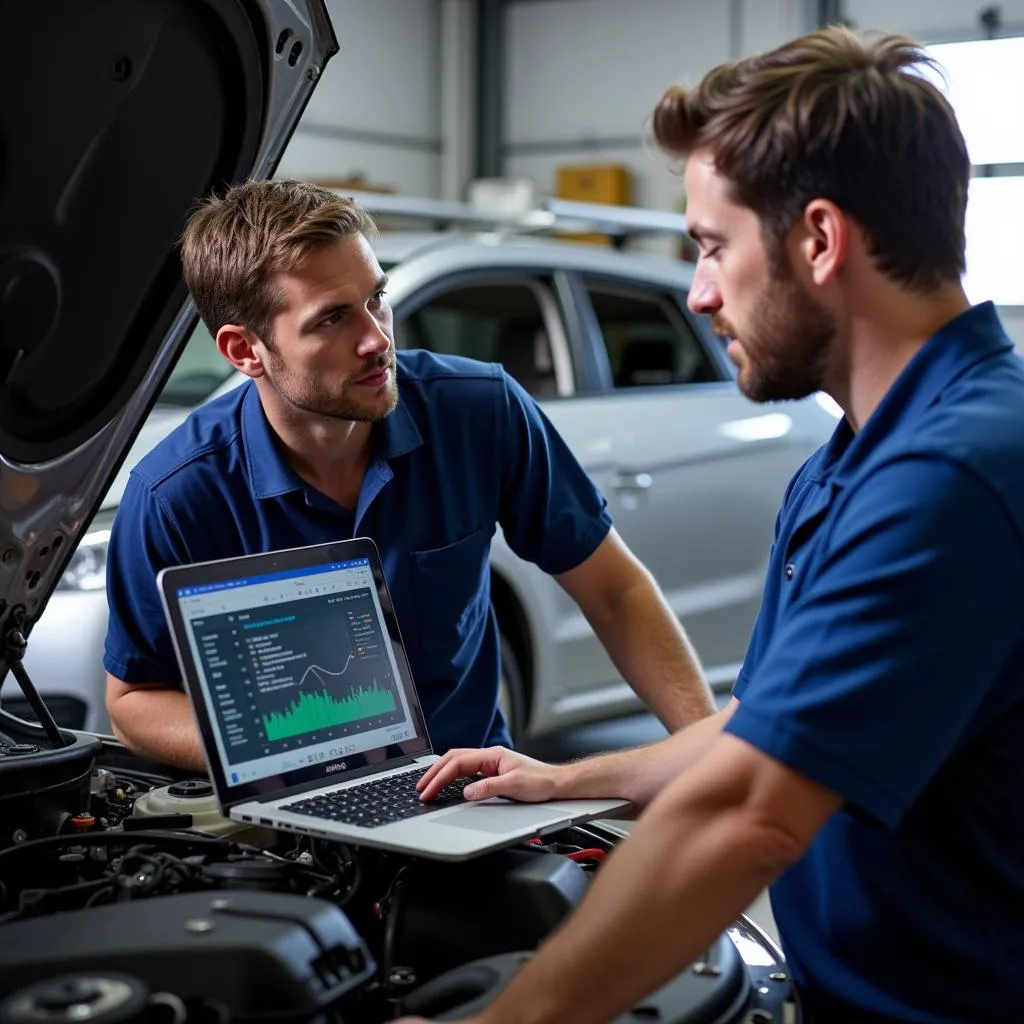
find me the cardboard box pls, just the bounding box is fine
[555,164,632,245]
[556,164,632,206]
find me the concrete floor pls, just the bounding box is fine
[521,706,779,944]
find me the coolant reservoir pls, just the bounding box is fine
[131,778,267,840]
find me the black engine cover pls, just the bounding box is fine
[0,714,101,843]
[0,890,375,1020]
[404,940,752,1024]
[398,846,590,980]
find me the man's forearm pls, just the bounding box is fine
[109,688,206,771]
[589,571,714,731]
[474,743,801,1024]
[558,700,738,810]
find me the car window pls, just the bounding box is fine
[397,281,562,398]
[158,322,237,407]
[585,281,720,387]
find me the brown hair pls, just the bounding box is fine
[180,178,376,345]
[652,26,970,292]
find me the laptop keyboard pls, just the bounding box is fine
[281,767,477,829]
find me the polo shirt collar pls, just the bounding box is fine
[242,382,303,499]
[241,378,425,501]
[829,301,1013,486]
[373,389,423,460]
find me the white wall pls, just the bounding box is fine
[845,0,1024,39]
[502,0,1024,348]
[503,0,809,212]
[268,0,1024,353]
[277,0,442,196]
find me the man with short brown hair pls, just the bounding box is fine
[103,178,713,771]
[410,27,1024,1024]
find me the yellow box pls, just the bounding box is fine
[555,164,632,245]
[556,164,632,206]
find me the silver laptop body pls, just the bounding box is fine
[157,537,629,861]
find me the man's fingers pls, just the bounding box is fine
[417,747,490,791]
[418,755,478,801]
[418,750,500,801]
[417,749,471,790]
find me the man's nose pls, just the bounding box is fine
[687,262,722,316]
[356,312,391,356]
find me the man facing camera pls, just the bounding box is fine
[103,179,713,771]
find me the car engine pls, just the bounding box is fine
[0,710,793,1024]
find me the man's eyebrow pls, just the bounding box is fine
[299,275,389,332]
[300,301,348,332]
[687,224,726,246]
[688,223,729,244]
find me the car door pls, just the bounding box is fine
[546,274,833,693]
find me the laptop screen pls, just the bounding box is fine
[171,551,427,795]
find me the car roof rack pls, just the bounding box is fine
[340,189,692,250]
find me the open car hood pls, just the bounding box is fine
[0,0,338,677]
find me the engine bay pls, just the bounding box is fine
[0,711,793,1024]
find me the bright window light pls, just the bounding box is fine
[963,176,1024,306]
[924,38,1024,166]
[918,39,1024,305]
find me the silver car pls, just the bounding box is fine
[12,228,839,739]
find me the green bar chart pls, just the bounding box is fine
[262,679,398,742]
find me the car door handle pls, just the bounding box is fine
[612,471,654,491]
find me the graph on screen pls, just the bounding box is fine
[262,675,398,741]
[190,586,407,761]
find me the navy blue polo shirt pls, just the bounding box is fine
[103,350,612,754]
[726,303,1024,1022]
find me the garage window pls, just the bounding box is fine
[584,282,719,388]
[397,281,568,398]
[922,37,1024,305]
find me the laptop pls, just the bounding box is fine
[157,537,630,861]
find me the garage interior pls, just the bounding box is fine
[1,2,1021,1023]
[260,0,1024,947]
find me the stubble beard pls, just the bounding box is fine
[725,258,837,404]
[265,352,399,423]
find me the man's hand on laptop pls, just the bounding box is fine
[417,747,563,804]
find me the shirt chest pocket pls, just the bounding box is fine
[411,529,493,656]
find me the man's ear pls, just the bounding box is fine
[216,324,266,379]
[795,198,848,287]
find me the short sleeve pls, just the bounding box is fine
[726,455,1024,830]
[496,372,612,574]
[103,473,189,685]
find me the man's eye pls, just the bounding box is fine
[370,289,388,305]
[702,246,721,260]
[322,311,344,327]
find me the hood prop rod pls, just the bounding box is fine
[1,622,68,748]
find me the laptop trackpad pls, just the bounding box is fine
[432,802,559,834]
